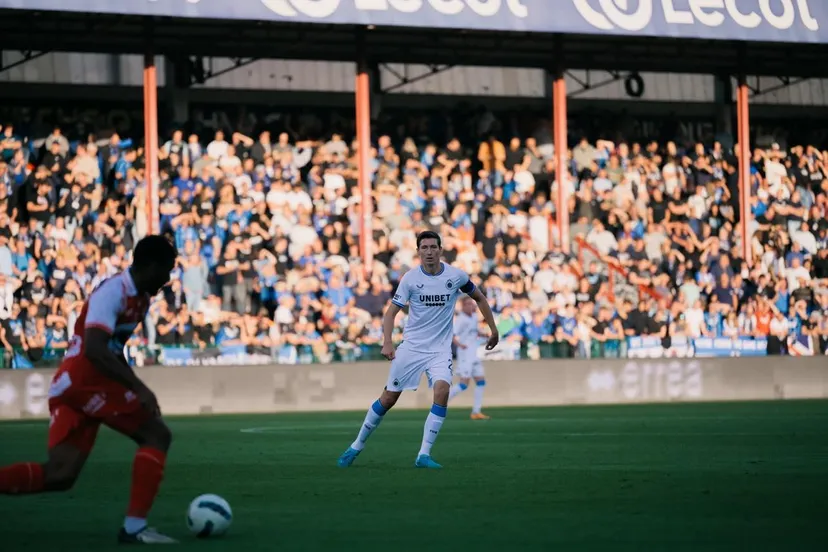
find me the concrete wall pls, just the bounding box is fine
[1,357,826,420]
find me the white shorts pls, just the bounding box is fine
[455,355,484,379]
[385,343,453,392]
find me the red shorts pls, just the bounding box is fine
[47,356,154,453]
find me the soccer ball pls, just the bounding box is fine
[186,494,233,538]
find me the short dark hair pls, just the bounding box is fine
[134,235,178,267]
[416,231,442,249]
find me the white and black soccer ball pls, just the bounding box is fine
[187,494,233,538]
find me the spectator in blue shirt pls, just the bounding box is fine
[11,240,32,277]
[713,273,738,313]
[46,318,69,352]
[785,243,806,268]
[113,148,136,182]
[521,311,553,344]
[0,124,22,162]
[774,279,790,315]
[704,306,723,337]
[557,308,578,338]
[174,165,196,195]
[255,262,279,315]
[324,274,353,310]
[216,317,244,346]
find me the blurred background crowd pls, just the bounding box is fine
[1,107,827,367]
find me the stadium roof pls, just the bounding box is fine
[1,1,828,77]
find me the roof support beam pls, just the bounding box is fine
[0,50,49,75]
[379,63,454,94]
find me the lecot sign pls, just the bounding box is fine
[1,0,826,43]
[573,0,819,32]
[260,0,528,18]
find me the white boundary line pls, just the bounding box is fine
[239,424,814,437]
[237,414,828,434]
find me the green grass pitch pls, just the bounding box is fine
[2,400,828,551]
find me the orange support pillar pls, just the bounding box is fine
[143,52,160,237]
[355,58,373,276]
[736,77,752,267]
[553,70,569,253]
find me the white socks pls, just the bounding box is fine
[448,382,468,400]
[448,380,486,414]
[418,403,447,457]
[472,380,486,414]
[351,400,387,451]
[352,400,451,458]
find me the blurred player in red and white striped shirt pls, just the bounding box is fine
[0,235,179,545]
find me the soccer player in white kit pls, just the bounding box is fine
[448,297,490,419]
[337,231,499,469]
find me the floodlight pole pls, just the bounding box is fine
[552,65,570,254]
[143,50,160,237]
[736,75,751,268]
[356,38,374,277]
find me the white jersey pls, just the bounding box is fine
[454,312,480,359]
[392,263,476,353]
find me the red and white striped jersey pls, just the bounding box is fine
[68,270,150,358]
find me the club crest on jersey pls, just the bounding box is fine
[445,280,454,290]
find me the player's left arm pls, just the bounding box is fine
[465,284,499,350]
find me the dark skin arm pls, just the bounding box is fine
[84,327,160,416]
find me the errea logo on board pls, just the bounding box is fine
[260,0,529,19]
[573,0,819,32]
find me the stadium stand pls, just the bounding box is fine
[0,110,826,368]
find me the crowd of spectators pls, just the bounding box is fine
[0,108,826,367]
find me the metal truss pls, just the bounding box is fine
[0,50,49,75]
[379,63,454,94]
[744,75,811,99]
[187,56,261,85]
[565,69,626,98]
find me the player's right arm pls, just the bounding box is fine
[382,275,412,360]
[84,285,160,415]
[85,328,151,391]
[381,303,402,360]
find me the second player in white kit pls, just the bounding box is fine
[449,297,490,419]
[337,231,499,469]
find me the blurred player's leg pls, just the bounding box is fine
[449,356,471,401]
[1,400,99,495]
[0,462,44,494]
[448,379,469,400]
[471,378,489,419]
[115,416,176,543]
[338,391,399,467]
[0,442,94,495]
[416,380,450,469]
[470,361,490,420]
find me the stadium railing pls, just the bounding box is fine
[1,340,630,369]
[573,236,665,303]
[3,336,820,368]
